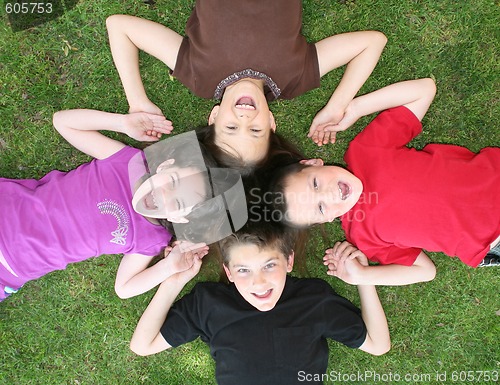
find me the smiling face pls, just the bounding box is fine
[223,243,293,312]
[209,78,276,165]
[283,164,363,226]
[132,161,208,223]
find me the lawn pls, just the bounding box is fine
[0,0,499,384]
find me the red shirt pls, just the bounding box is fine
[341,106,500,267]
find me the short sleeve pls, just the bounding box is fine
[352,106,422,149]
[160,284,208,347]
[320,282,367,348]
[361,245,422,266]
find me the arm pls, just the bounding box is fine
[325,245,390,354]
[324,241,436,286]
[129,247,205,356]
[106,15,183,115]
[53,109,172,159]
[309,31,387,145]
[356,283,391,356]
[310,78,437,145]
[115,243,208,299]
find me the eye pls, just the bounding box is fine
[226,126,237,130]
[169,175,176,188]
[318,203,324,215]
[250,128,261,133]
[264,263,276,270]
[237,268,250,274]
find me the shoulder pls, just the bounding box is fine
[346,106,422,160]
[284,276,337,297]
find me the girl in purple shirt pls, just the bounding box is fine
[0,110,210,301]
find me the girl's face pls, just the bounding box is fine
[209,78,276,165]
[132,160,208,223]
[283,163,363,226]
[223,243,293,312]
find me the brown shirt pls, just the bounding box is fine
[172,0,320,100]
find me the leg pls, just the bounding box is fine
[310,31,387,146]
[106,15,183,115]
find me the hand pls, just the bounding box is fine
[123,112,173,141]
[323,241,368,284]
[308,102,360,146]
[163,241,209,283]
[307,105,346,146]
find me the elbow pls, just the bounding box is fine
[106,14,127,32]
[52,111,64,133]
[373,30,388,49]
[372,339,391,356]
[114,284,133,299]
[421,262,437,283]
[422,77,437,99]
[130,341,152,357]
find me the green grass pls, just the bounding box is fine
[1,0,499,384]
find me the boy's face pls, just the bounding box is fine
[284,162,363,226]
[132,161,208,223]
[209,78,276,164]
[223,243,293,312]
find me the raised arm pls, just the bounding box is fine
[356,283,391,355]
[53,109,172,159]
[129,247,205,356]
[324,241,437,286]
[309,30,387,145]
[115,243,209,299]
[106,15,183,116]
[311,78,437,145]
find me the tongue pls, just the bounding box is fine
[144,193,157,210]
[338,182,349,199]
[237,97,254,106]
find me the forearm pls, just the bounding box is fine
[130,277,184,356]
[356,260,436,286]
[53,109,126,135]
[357,285,390,355]
[115,258,178,299]
[106,16,150,108]
[348,78,436,121]
[326,36,386,112]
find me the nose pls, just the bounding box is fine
[252,272,266,286]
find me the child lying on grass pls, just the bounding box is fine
[267,78,500,285]
[130,219,390,385]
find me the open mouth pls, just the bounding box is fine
[252,289,272,299]
[236,96,256,110]
[338,182,351,201]
[143,191,158,210]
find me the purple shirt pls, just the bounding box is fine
[0,146,171,289]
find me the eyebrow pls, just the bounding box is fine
[232,257,279,268]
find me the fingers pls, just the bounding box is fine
[178,241,207,253]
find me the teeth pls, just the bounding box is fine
[236,103,255,109]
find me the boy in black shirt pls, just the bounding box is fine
[130,221,390,385]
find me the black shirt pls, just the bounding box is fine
[161,276,367,385]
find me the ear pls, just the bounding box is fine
[269,111,277,132]
[156,158,175,173]
[208,105,220,125]
[223,264,234,282]
[286,251,295,273]
[299,158,324,167]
